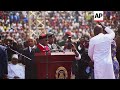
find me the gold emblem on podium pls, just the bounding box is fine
[55,66,68,79]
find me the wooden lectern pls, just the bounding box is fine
[34,52,75,79]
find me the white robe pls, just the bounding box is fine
[88,27,115,79]
[8,63,25,79]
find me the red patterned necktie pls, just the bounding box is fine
[44,46,51,55]
[45,46,50,51]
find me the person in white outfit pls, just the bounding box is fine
[8,54,25,79]
[88,22,115,79]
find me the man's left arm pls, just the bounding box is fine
[98,22,115,40]
[72,44,81,60]
[74,50,81,60]
[104,27,115,40]
[88,39,94,61]
[2,48,8,78]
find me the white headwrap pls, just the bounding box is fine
[12,54,18,59]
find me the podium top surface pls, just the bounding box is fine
[35,52,75,56]
[51,52,75,55]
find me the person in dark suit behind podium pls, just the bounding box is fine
[4,37,19,62]
[47,33,62,52]
[22,37,40,79]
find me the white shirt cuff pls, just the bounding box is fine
[75,53,81,60]
[105,27,112,33]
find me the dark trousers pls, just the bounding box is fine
[90,69,94,79]
[72,60,89,79]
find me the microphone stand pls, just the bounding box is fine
[43,11,48,79]
[46,49,49,79]
[7,46,32,61]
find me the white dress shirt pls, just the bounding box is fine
[8,63,25,79]
[29,45,36,52]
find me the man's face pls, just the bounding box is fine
[28,39,34,47]
[39,39,48,46]
[11,58,18,65]
[39,39,44,45]
[68,37,71,41]
[49,37,54,44]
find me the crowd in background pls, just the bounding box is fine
[0,11,120,45]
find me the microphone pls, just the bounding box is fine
[56,44,64,52]
[50,48,64,52]
[50,49,62,52]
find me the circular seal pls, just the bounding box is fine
[55,66,68,79]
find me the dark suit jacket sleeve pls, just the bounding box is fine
[35,47,40,53]
[1,47,8,75]
[21,49,27,65]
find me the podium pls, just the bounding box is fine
[34,52,75,79]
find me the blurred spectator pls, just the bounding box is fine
[0,44,8,79]
[22,37,39,79]
[8,54,25,79]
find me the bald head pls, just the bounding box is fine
[94,25,103,36]
[27,37,36,47]
[27,36,34,40]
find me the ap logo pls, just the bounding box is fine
[94,11,103,22]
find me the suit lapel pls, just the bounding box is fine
[27,47,31,54]
[26,47,32,58]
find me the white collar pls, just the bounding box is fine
[9,63,19,66]
[39,43,45,47]
[29,45,36,49]
[94,33,104,37]
[48,44,51,46]
[29,45,36,52]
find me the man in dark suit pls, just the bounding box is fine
[22,37,40,79]
[47,33,62,52]
[4,37,18,61]
[0,45,8,79]
[73,36,91,79]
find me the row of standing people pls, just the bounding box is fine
[0,32,81,79]
[0,23,120,79]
